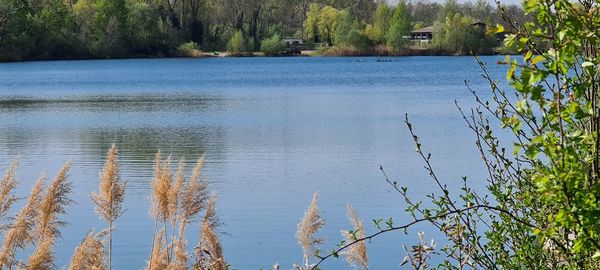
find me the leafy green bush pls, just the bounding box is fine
[175,41,201,57]
[226,30,247,55]
[312,0,600,269]
[260,35,285,56]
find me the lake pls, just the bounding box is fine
[0,56,510,269]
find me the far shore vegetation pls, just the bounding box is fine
[0,0,530,61]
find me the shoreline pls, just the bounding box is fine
[0,49,506,63]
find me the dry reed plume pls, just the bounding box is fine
[0,174,46,268]
[340,204,368,270]
[149,151,174,267]
[151,151,174,223]
[91,144,126,270]
[147,229,168,270]
[200,194,219,233]
[0,159,19,223]
[180,156,208,231]
[296,192,325,270]
[170,156,209,270]
[0,148,223,270]
[169,236,189,270]
[196,195,224,270]
[167,158,186,266]
[28,161,73,269]
[68,230,107,270]
[149,152,221,270]
[27,235,56,270]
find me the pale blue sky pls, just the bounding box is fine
[388,0,523,6]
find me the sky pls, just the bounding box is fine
[387,0,522,6]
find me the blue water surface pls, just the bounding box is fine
[0,56,511,269]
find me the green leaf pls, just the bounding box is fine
[531,55,545,65]
[495,24,505,33]
[524,51,533,62]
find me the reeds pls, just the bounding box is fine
[28,161,73,269]
[195,194,224,270]
[0,159,19,223]
[296,192,325,270]
[91,144,126,270]
[151,151,173,224]
[0,174,45,268]
[68,230,107,270]
[0,147,377,270]
[340,204,368,270]
[149,152,222,270]
[171,157,209,270]
[0,147,224,270]
[147,230,168,270]
[149,151,174,268]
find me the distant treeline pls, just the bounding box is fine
[0,0,530,60]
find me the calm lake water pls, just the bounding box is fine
[0,56,510,269]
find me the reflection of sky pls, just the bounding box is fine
[0,56,513,269]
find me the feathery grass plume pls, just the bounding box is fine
[197,220,225,270]
[340,204,368,270]
[296,192,325,269]
[68,230,107,270]
[170,156,208,270]
[167,158,186,261]
[195,194,224,270]
[91,144,126,270]
[149,151,174,269]
[37,161,73,238]
[28,161,73,269]
[27,235,55,270]
[180,156,208,226]
[0,174,46,268]
[147,229,168,270]
[0,158,19,223]
[201,194,220,232]
[151,151,174,223]
[167,237,188,270]
[169,158,186,227]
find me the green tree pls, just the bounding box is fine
[304,3,321,43]
[386,1,411,51]
[365,3,391,45]
[317,5,341,46]
[334,10,370,50]
[226,30,247,54]
[433,13,496,55]
[126,0,166,55]
[436,0,460,21]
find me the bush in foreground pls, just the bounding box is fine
[304,0,600,269]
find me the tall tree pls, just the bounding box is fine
[304,3,321,43]
[386,0,411,50]
[317,5,342,45]
[366,3,391,44]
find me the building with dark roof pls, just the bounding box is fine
[410,26,433,41]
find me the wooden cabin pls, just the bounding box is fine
[410,26,433,41]
[282,38,304,47]
[282,37,305,55]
